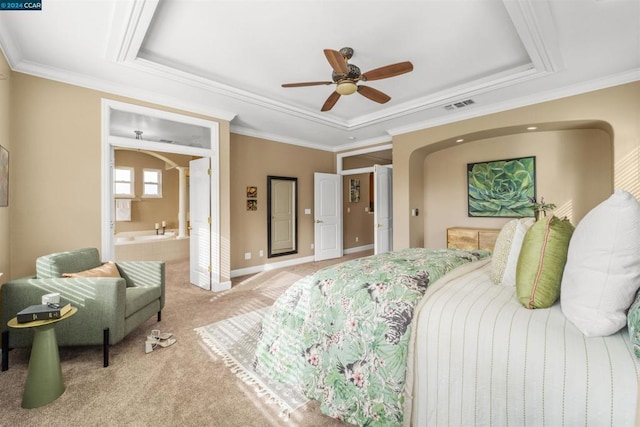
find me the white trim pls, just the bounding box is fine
[230,125,334,153]
[230,245,373,278]
[387,68,640,138]
[502,0,564,73]
[106,0,159,63]
[230,256,315,279]
[231,125,392,153]
[344,244,374,255]
[101,98,225,291]
[337,143,393,175]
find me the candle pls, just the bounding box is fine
[155,223,159,230]
[161,220,166,227]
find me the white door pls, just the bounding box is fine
[189,157,211,290]
[314,172,342,261]
[374,165,393,254]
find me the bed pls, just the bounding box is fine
[254,191,640,426]
[404,257,639,426]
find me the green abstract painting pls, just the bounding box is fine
[467,156,535,217]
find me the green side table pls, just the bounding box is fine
[7,307,77,408]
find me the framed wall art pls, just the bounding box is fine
[349,178,360,203]
[467,156,535,217]
[0,145,8,207]
[246,186,257,198]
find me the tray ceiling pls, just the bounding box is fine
[0,0,638,150]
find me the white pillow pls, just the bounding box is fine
[501,218,534,287]
[561,190,640,337]
[490,218,535,286]
[490,219,518,284]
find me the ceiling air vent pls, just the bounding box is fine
[444,99,475,111]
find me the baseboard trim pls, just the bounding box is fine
[230,255,315,278]
[344,244,374,254]
[230,245,373,278]
[212,280,232,292]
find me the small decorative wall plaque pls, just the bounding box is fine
[349,179,360,203]
[247,199,257,211]
[247,186,257,198]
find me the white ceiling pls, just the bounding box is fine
[0,0,638,151]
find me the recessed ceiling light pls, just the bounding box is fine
[527,126,538,131]
[347,136,356,140]
[456,138,464,143]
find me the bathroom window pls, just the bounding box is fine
[114,167,134,197]
[143,169,162,198]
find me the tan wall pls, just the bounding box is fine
[114,150,193,233]
[9,72,231,281]
[424,129,612,248]
[0,51,10,284]
[393,81,640,250]
[230,134,334,270]
[343,173,374,249]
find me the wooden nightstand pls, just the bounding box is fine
[447,227,500,251]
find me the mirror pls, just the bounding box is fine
[267,176,298,258]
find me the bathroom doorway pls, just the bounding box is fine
[101,99,227,292]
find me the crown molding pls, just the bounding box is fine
[503,0,564,73]
[230,125,392,153]
[230,125,334,152]
[106,0,159,63]
[387,69,640,137]
[332,136,393,153]
[13,59,237,122]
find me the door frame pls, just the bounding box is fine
[100,99,223,289]
[337,143,393,251]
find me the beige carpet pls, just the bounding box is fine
[0,251,371,427]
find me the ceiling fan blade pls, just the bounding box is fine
[324,49,349,75]
[282,81,333,88]
[362,61,413,81]
[321,91,341,111]
[357,86,391,104]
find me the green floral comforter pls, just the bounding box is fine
[254,248,489,426]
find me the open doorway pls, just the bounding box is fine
[101,99,227,291]
[112,148,193,262]
[337,144,393,254]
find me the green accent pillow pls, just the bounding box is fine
[516,216,574,309]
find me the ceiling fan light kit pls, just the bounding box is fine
[336,81,358,95]
[282,47,413,111]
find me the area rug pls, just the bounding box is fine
[194,307,309,416]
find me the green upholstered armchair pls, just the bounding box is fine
[1,248,165,369]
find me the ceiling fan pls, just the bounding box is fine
[281,47,413,112]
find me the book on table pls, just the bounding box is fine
[16,302,72,324]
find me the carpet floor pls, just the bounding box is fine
[195,306,309,417]
[0,251,370,427]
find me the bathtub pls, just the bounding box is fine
[116,231,176,243]
[114,229,189,262]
